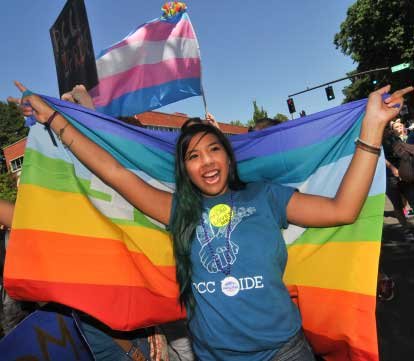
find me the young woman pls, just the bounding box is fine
[9,81,413,360]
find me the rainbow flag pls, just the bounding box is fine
[89,4,202,117]
[4,96,383,360]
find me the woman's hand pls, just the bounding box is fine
[364,85,413,128]
[62,84,95,110]
[9,81,55,123]
[390,164,400,178]
[359,85,414,148]
[206,112,220,129]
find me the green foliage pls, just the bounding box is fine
[246,119,256,128]
[229,120,245,126]
[0,172,17,203]
[0,101,28,148]
[252,100,268,123]
[273,113,288,122]
[334,0,414,102]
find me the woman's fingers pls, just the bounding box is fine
[61,92,75,103]
[376,84,391,96]
[384,86,414,104]
[395,85,414,97]
[14,81,27,93]
[6,96,20,105]
[11,81,54,123]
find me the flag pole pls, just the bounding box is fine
[190,14,208,118]
[201,83,208,118]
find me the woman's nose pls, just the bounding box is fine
[200,152,213,165]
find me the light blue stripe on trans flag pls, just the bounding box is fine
[95,77,201,118]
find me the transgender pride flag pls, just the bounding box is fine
[90,3,202,117]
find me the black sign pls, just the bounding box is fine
[50,0,98,96]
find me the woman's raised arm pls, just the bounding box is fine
[14,81,172,225]
[287,85,414,228]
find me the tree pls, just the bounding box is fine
[246,100,269,127]
[0,173,17,202]
[229,120,244,127]
[0,101,28,149]
[334,0,414,102]
[273,113,288,122]
[252,100,268,122]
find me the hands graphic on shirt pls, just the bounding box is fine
[196,207,256,273]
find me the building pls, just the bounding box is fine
[1,111,248,176]
[131,111,248,135]
[2,137,27,177]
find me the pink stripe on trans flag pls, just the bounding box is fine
[99,16,195,57]
[91,58,201,107]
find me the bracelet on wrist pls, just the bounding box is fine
[58,122,70,142]
[44,111,59,147]
[354,137,381,156]
[45,110,59,128]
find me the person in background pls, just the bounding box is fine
[383,119,414,229]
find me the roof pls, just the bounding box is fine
[2,137,28,151]
[135,111,248,134]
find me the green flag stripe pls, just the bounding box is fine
[289,194,385,246]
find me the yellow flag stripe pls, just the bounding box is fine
[13,184,174,265]
[284,241,380,296]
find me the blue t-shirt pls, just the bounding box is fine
[185,182,301,361]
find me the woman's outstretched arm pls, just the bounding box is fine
[287,85,414,228]
[14,81,172,225]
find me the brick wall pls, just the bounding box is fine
[3,138,27,173]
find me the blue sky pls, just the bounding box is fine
[1,0,356,123]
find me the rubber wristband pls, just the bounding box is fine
[22,89,33,98]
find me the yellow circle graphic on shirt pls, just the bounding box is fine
[209,204,232,227]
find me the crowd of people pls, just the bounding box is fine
[0,82,412,361]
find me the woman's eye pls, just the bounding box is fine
[187,153,198,160]
[211,146,221,152]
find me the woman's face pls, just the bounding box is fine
[392,121,405,136]
[184,132,230,197]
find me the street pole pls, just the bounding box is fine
[287,67,390,98]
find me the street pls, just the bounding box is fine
[377,197,414,360]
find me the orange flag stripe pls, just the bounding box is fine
[6,229,179,297]
[287,285,377,360]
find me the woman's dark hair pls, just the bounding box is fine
[180,117,203,130]
[170,123,245,311]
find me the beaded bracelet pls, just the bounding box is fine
[354,137,381,156]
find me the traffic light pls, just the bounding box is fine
[287,98,296,114]
[325,86,335,101]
